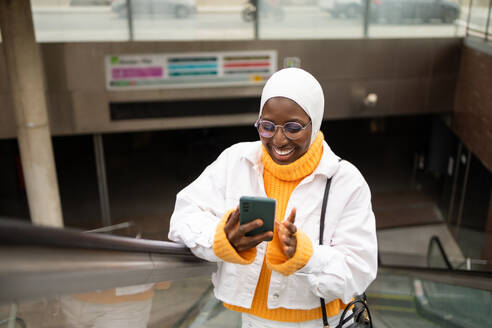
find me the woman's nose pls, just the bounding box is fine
[272,126,288,145]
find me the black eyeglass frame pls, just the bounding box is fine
[254,119,312,140]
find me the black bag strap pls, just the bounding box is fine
[318,158,372,328]
[319,158,341,245]
[321,158,359,328]
[319,176,332,327]
[319,178,331,247]
[337,298,373,328]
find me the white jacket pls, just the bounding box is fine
[169,140,377,310]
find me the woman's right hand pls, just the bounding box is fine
[224,207,273,252]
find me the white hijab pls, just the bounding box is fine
[259,68,325,146]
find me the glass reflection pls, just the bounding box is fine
[30,0,130,42]
[131,0,255,40]
[0,277,211,328]
[368,0,467,37]
[466,0,490,35]
[26,0,472,42]
[61,283,162,328]
[259,0,364,39]
[369,271,492,327]
[427,238,452,269]
[489,8,492,37]
[174,284,241,328]
[111,0,196,19]
[421,279,492,326]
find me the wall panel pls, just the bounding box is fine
[453,40,492,172]
[0,38,462,139]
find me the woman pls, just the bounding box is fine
[169,68,377,327]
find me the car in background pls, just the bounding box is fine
[370,0,460,23]
[282,0,318,4]
[318,0,363,17]
[111,0,196,18]
[70,0,111,5]
[318,0,459,23]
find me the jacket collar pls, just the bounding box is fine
[314,141,341,179]
[240,140,340,179]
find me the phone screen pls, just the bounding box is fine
[239,196,276,241]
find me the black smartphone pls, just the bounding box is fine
[239,196,276,241]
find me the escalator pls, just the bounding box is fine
[174,234,492,327]
[1,219,491,328]
[173,259,492,327]
[0,219,216,328]
[367,236,492,328]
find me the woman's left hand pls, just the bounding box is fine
[275,208,297,259]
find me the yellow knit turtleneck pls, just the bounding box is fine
[213,132,345,322]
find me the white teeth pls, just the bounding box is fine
[273,146,294,156]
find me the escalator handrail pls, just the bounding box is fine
[379,263,492,278]
[378,263,492,292]
[0,218,217,303]
[426,235,454,270]
[2,219,491,298]
[0,218,192,256]
[3,218,490,279]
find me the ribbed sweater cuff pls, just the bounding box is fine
[212,209,256,264]
[266,230,313,276]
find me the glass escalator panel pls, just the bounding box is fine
[367,269,492,328]
[0,219,220,328]
[0,276,212,328]
[427,236,454,269]
[173,284,241,328]
[170,266,492,328]
[418,279,492,327]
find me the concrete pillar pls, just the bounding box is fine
[0,0,63,227]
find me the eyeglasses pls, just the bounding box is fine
[255,119,311,140]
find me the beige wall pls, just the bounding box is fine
[0,38,462,139]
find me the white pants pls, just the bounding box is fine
[242,309,353,328]
[61,297,153,328]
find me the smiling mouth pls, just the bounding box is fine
[273,146,295,156]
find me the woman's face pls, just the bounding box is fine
[259,97,312,165]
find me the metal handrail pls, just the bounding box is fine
[426,235,454,270]
[0,219,216,304]
[0,219,191,255]
[378,263,492,292]
[1,219,491,304]
[379,234,492,291]
[425,235,488,271]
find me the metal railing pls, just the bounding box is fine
[118,0,476,41]
[2,219,492,306]
[0,219,215,304]
[465,0,492,41]
[378,234,492,292]
[427,234,488,271]
[427,235,454,270]
[379,257,492,292]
